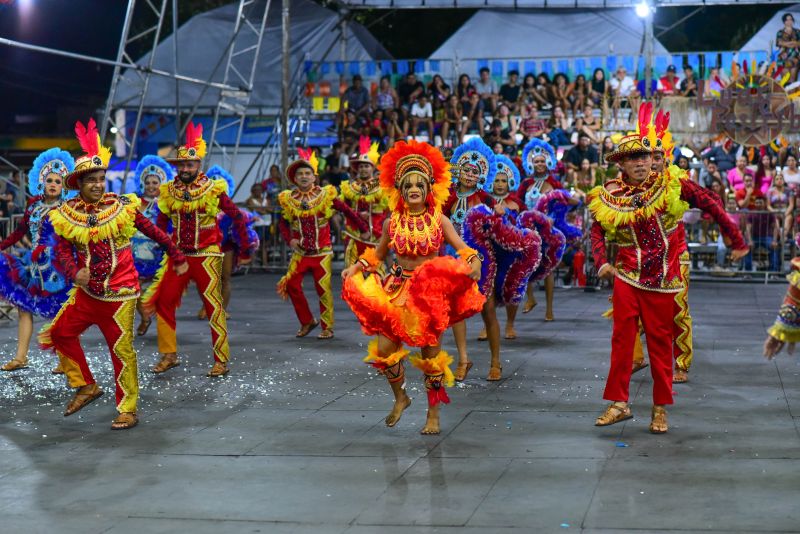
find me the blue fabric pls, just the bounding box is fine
[542,60,553,75]
[429,60,440,71]
[477,59,489,72]
[705,52,718,69]
[672,54,683,69]
[348,61,360,76]
[687,53,699,70]
[655,55,668,74]
[590,57,603,72]
[335,61,344,75]
[365,62,376,76]
[606,56,617,72]
[380,61,392,74]
[558,59,569,75]
[623,56,635,73]
[507,60,520,73]
[397,60,409,74]
[491,60,503,76]
[524,60,536,75]
[574,58,586,76]
[320,62,330,75]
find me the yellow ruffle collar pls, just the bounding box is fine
[340,180,388,209]
[158,176,227,216]
[278,185,337,221]
[50,193,141,245]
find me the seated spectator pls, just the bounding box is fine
[565,133,599,177]
[369,109,386,140]
[589,67,608,107]
[398,72,424,116]
[783,154,800,189]
[484,119,515,150]
[410,93,434,138]
[609,66,640,120]
[535,73,553,109]
[519,104,546,141]
[491,141,504,155]
[549,73,572,112]
[680,65,698,97]
[704,138,738,173]
[519,73,549,108]
[373,75,398,112]
[441,94,464,147]
[755,153,777,194]
[767,171,790,213]
[699,156,726,188]
[463,92,484,134]
[571,116,597,144]
[428,74,450,111]
[659,65,681,96]
[340,110,360,148]
[735,174,764,209]
[569,157,593,189]
[728,155,754,191]
[495,103,518,139]
[499,70,522,112]
[636,68,661,99]
[546,106,571,146]
[600,135,615,166]
[386,108,406,148]
[582,103,600,129]
[705,66,725,95]
[323,142,349,187]
[456,73,477,108]
[475,67,499,113]
[777,13,800,82]
[341,75,370,121]
[571,74,589,115]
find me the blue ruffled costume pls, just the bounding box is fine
[131,155,174,279]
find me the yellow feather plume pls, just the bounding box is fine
[97,135,112,167]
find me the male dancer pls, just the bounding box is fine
[144,122,254,377]
[277,149,367,339]
[589,108,747,434]
[41,119,186,430]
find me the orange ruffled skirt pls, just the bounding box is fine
[342,256,485,347]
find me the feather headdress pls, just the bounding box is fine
[286,147,320,184]
[28,147,75,197]
[350,135,380,170]
[487,154,521,193]
[521,138,556,174]
[450,137,496,187]
[65,118,112,190]
[134,155,175,196]
[169,121,207,162]
[378,140,450,211]
[206,165,235,195]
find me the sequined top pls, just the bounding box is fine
[156,174,251,258]
[339,179,389,244]
[51,193,185,302]
[589,172,745,293]
[388,208,444,257]
[278,185,367,255]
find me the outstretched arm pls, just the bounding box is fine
[333,198,369,233]
[0,208,30,250]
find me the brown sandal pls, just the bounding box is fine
[454,360,473,382]
[197,307,207,320]
[207,361,229,377]
[632,361,649,374]
[672,368,688,383]
[51,364,65,375]
[486,366,502,381]
[152,354,180,374]
[649,406,668,434]
[1,358,28,371]
[64,385,104,416]
[111,412,138,430]
[296,319,319,338]
[317,329,334,339]
[595,402,632,426]
[522,298,537,314]
[136,316,152,336]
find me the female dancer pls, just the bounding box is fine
[341,140,484,435]
[131,155,174,336]
[0,148,74,372]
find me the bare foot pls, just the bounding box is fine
[420,406,441,435]
[544,310,554,322]
[385,393,411,427]
[504,325,517,339]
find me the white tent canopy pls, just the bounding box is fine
[112,0,390,110]
[430,8,668,61]
[740,4,800,53]
[335,0,780,7]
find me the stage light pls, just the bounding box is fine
[635,1,650,18]
[110,127,119,134]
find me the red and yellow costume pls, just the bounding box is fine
[40,120,185,415]
[588,128,746,407]
[341,137,388,267]
[277,149,367,334]
[143,123,252,367]
[342,140,485,408]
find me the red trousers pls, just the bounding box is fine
[280,252,333,330]
[605,280,675,405]
[40,289,138,413]
[147,255,229,363]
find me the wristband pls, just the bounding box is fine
[357,247,381,272]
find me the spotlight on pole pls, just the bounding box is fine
[635,0,650,18]
[110,127,119,134]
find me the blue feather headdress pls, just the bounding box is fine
[450,137,496,188]
[133,155,175,196]
[488,154,521,193]
[28,148,75,198]
[522,139,556,175]
[206,165,235,195]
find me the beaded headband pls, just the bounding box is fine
[395,154,434,186]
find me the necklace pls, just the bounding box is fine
[452,186,476,225]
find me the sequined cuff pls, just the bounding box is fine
[457,246,481,265]
[357,247,381,272]
[768,302,800,343]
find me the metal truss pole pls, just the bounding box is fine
[207,0,272,174]
[100,0,136,141]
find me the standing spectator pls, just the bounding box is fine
[767,171,790,213]
[705,66,725,95]
[428,74,450,111]
[705,139,738,173]
[699,178,726,245]
[409,93,434,139]
[680,65,698,97]
[246,183,271,266]
[475,67,499,113]
[261,164,282,204]
[783,153,800,189]
[571,74,589,114]
[609,66,640,121]
[659,65,681,96]
[398,72,425,116]
[323,142,349,187]
[777,13,800,82]
[341,75,370,121]
[519,103,546,141]
[549,72,572,111]
[564,133,599,181]
[519,73,549,108]
[589,67,608,106]
[499,70,522,112]
[727,155,753,191]
[441,94,464,146]
[755,153,777,194]
[373,75,398,112]
[699,156,726,188]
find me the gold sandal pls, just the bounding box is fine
[64,385,104,416]
[672,368,688,383]
[1,358,28,371]
[317,329,334,339]
[207,361,229,377]
[595,403,632,426]
[454,361,473,382]
[295,319,319,338]
[649,406,668,434]
[152,354,180,374]
[111,412,139,430]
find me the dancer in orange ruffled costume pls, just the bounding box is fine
[341,140,485,435]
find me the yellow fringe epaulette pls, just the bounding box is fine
[278,185,337,222]
[587,171,688,232]
[340,180,389,210]
[158,178,227,217]
[49,193,141,245]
